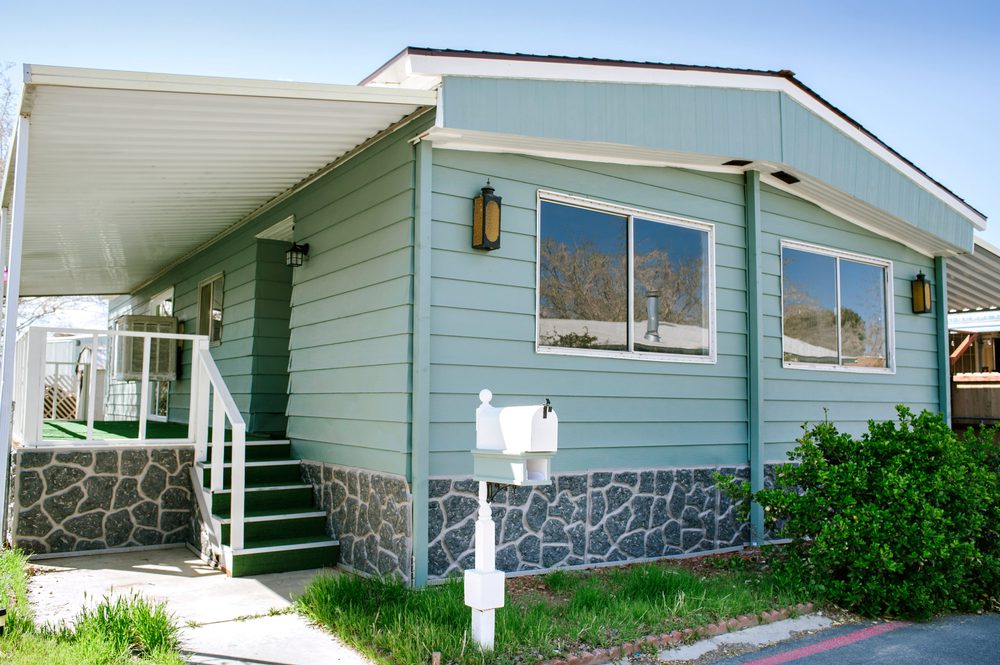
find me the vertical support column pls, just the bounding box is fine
[934,256,951,424]
[86,334,98,440]
[465,481,504,651]
[137,335,151,439]
[0,117,30,538]
[410,139,432,586]
[744,170,765,545]
[23,328,45,443]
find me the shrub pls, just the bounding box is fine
[720,406,999,619]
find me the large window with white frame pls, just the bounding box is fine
[780,241,894,372]
[536,191,716,362]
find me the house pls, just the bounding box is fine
[0,48,986,584]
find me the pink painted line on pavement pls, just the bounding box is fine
[743,621,911,665]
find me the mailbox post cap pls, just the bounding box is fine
[479,389,493,404]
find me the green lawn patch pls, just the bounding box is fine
[0,549,183,664]
[41,419,270,441]
[297,553,808,664]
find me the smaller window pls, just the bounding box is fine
[780,241,893,372]
[198,274,224,346]
[149,287,174,317]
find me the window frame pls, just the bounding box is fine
[779,239,895,374]
[535,190,717,364]
[197,272,225,347]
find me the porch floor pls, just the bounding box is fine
[42,420,270,441]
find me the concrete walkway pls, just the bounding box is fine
[27,546,373,665]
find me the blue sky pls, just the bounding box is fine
[3,0,997,244]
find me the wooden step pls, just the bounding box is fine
[205,439,292,463]
[227,537,340,577]
[211,484,315,513]
[199,460,301,488]
[219,511,327,544]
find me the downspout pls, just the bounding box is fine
[0,117,30,541]
[410,139,432,587]
[934,257,951,423]
[744,171,765,545]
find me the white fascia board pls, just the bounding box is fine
[24,64,437,107]
[383,54,984,230]
[420,126,965,258]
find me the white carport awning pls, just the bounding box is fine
[2,65,436,296]
[947,237,1000,313]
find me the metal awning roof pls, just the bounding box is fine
[947,237,1000,313]
[1,65,436,296]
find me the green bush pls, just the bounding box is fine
[720,406,999,619]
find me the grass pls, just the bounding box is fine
[41,419,269,441]
[297,555,808,664]
[0,549,183,664]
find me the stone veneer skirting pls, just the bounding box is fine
[301,461,412,581]
[428,466,752,579]
[9,445,195,555]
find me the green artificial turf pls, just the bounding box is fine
[41,420,269,441]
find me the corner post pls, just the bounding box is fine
[410,138,432,586]
[934,256,950,423]
[744,170,765,545]
[0,117,30,539]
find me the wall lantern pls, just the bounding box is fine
[911,271,932,314]
[285,242,310,268]
[472,180,502,251]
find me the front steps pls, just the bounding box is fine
[194,440,339,576]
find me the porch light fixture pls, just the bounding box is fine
[911,271,932,314]
[472,180,502,251]
[285,242,309,268]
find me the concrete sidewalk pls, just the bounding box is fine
[27,546,373,665]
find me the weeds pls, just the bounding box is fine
[297,560,806,665]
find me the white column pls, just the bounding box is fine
[0,117,30,538]
[464,481,505,651]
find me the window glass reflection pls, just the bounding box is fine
[782,249,838,364]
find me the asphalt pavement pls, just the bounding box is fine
[708,613,1000,665]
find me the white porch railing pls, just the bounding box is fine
[13,326,247,551]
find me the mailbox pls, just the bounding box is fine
[472,389,557,486]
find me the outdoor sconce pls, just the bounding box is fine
[911,271,932,314]
[285,242,310,268]
[472,180,502,251]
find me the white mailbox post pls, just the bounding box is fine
[465,389,557,650]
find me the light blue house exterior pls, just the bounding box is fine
[58,48,985,583]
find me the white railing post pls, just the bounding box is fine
[230,421,246,551]
[210,388,225,491]
[193,342,247,554]
[195,339,210,455]
[24,328,46,444]
[13,334,28,442]
[188,340,200,452]
[86,334,99,440]
[137,335,151,439]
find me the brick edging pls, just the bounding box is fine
[538,602,815,665]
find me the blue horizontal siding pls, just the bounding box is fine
[427,149,750,476]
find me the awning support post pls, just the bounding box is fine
[0,116,30,540]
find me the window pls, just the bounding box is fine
[536,192,715,362]
[198,274,224,346]
[148,287,174,420]
[781,241,893,371]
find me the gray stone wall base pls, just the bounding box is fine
[301,462,413,582]
[10,445,195,555]
[428,466,753,579]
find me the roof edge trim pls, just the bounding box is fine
[24,64,438,107]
